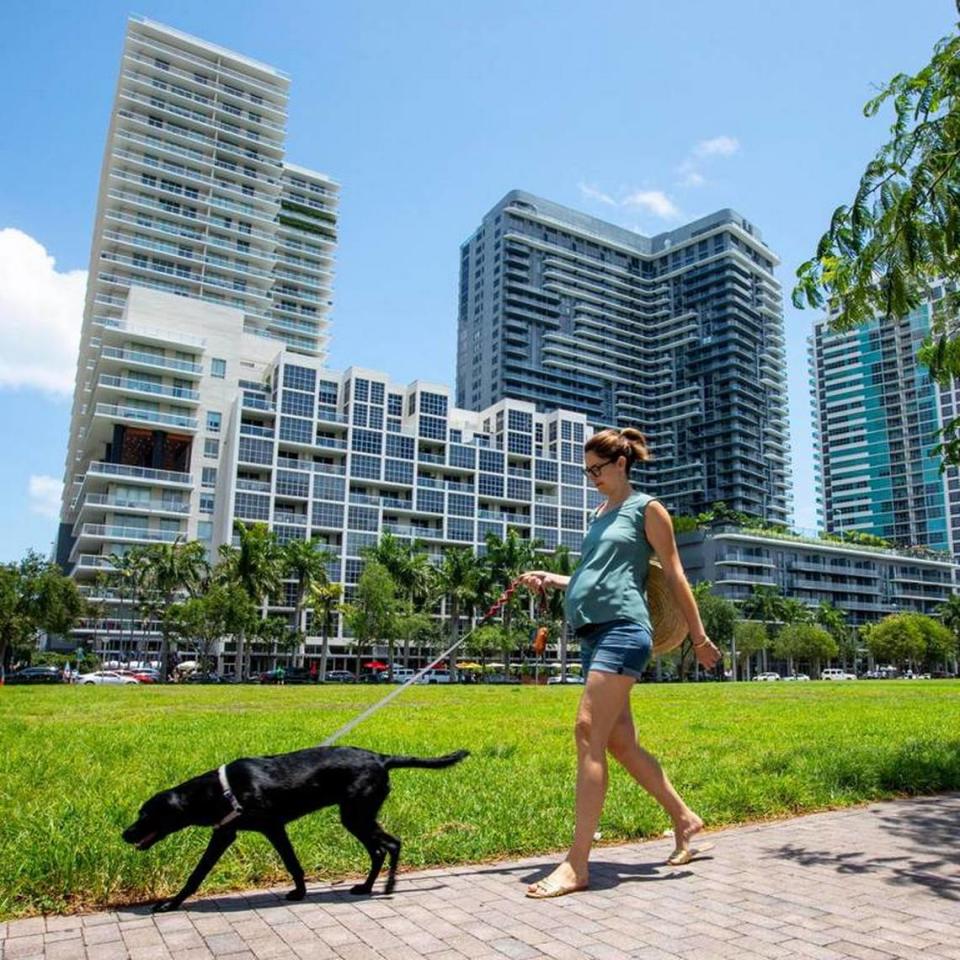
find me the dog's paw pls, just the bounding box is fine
[349,884,373,896]
[151,899,180,913]
[285,888,306,902]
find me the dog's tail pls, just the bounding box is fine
[382,749,469,771]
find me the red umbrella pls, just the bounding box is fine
[364,660,388,670]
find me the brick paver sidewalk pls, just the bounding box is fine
[3,793,959,960]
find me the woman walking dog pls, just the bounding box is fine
[519,427,721,899]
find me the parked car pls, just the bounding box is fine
[358,670,387,683]
[783,673,810,682]
[130,668,161,684]
[821,668,856,680]
[185,672,224,684]
[258,667,313,684]
[323,670,356,683]
[75,670,139,686]
[389,667,417,683]
[547,675,585,685]
[414,669,452,684]
[483,673,521,684]
[4,666,64,685]
[753,672,781,682]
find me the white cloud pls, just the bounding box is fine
[0,228,86,395]
[578,182,616,206]
[677,165,706,188]
[675,136,741,189]
[694,135,740,158]
[28,474,63,520]
[621,190,681,220]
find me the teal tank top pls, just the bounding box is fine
[564,491,658,632]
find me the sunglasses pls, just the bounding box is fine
[581,458,618,479]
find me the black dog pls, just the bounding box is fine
[122,745,469,911]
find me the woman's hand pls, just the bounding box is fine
[517,570,566,592]
[691,635,721,669]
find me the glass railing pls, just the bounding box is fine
[240,423,275,438]
[235,478,272,493]
[79,524,182,543]
[95,403,198,431]
[98,375,200,402]
[80,493,190,514]
[100,346,202,375]
[242,394,275,411]
[315,406,347,423]
[87,461,192,485]
[274,512,307,526]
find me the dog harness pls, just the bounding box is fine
[213,764,244,829]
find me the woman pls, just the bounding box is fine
[519,427,721,899]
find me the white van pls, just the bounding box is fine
[390,667,416,683]
[415,669,452,684]
[821,668,856,681]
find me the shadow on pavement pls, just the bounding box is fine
[760,794,960,901]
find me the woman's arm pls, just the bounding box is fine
[517,570,570,592]
[643,500,721,669]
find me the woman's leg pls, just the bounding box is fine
[606,704,704,855]
[527,670,635,894]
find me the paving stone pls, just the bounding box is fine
[6,794,960,960]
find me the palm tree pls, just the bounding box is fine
[434,548,483,676]
[111,548,151,663]
[482,530,539,672]
[816,600,854,669]
[217,521,283,680]
[542,546,575,678]
[308,580,343,681]
[364,534,436,665]
[141,539,209,680]
[741,584,786,674]
[937,593,960,675]
[283,538,333,666]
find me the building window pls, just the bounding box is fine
[204,438,220,458]
[206,411,222,433]
[202,467,218,488]
[211,358,226,378]
[199,494,215,514]
[197,521,213,541]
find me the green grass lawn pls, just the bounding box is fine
[2,680,959,919]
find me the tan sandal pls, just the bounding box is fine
[525,878,589,899]
[666,842,715,866]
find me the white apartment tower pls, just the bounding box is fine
[56,18,338,573]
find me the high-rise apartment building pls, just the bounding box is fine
[810,296,960,561]
[57,17,338,567]
[456,191,791,523]
[54,20,602,671]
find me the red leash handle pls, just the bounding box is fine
[482,578,550,655]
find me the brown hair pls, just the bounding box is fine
[584,427,651,469]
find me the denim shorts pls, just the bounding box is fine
[577,619,652,681]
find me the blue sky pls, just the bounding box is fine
[0,0,954,562]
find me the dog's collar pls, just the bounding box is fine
[213,764,244,829]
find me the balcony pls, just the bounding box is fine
[95,403,199,432]
[95,317,206,349]
[97,374,200,404]
[242,394,275,412]
[75,554,118,571]
[235,478,272,493]
[76,524,183,545]
[100,345,203,377]
[316,406,348,424]
[274,511,307,527]
[86,461,193,487]
[77,493,190,518]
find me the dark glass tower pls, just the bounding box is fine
[456,191,791,522]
